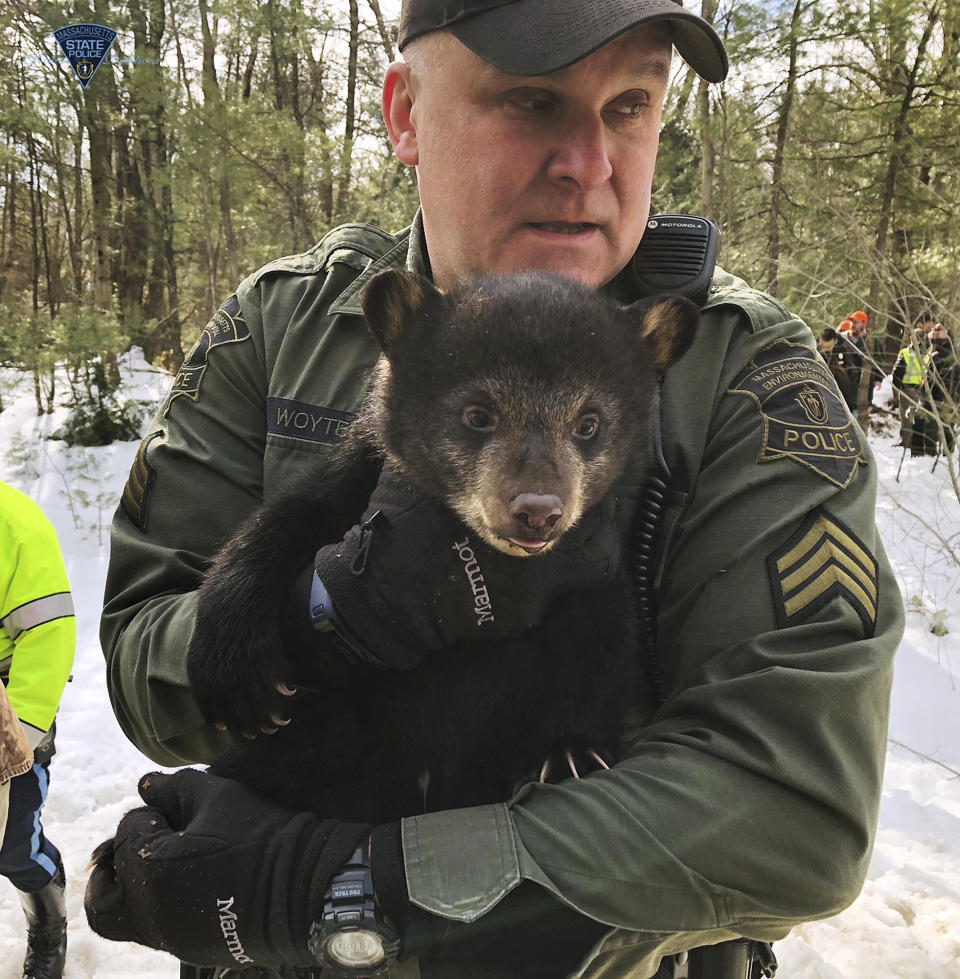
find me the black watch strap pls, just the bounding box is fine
[309,573,386,669]
[309,843,400,977]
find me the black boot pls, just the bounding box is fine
[16,862,67,979]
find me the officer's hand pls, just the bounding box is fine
[84,769,367,969]
[311,461,621,672]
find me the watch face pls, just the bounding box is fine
[328,929,386,968]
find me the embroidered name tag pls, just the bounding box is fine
[267,398,355,444]
[729,340,865,488]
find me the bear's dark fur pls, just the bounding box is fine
[188,270,697,823]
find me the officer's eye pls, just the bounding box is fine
[502,88,557,115]
[609,91,650,118]
[573,414,600,440]
[462,405,498,432]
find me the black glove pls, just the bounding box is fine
[310,461,621,671]
[84,769,368,969]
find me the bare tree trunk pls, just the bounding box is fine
[51,103,84,302]
[81,86,114,311]
[861,1,938,424]
[367,0,396,62]
[129,0,183,368]
[26,133,57,318]
[198,0,238,299]
[766,0,804,297]
[697,0,718,220]
[337,0,360,216]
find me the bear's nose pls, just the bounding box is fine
[510,494,563,532]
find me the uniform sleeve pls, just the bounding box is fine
[1,513,76,747]
[99,293,269,766]
[400,300,903,960]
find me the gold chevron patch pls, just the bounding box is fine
[121,430,163,532]
[768,508,878,635]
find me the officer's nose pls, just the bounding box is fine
[545,114,613,190]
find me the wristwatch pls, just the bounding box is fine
[309,844,400,977]
[308,572,385,669]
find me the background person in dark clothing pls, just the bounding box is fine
[819,327,856,409]
[916,322,959,456]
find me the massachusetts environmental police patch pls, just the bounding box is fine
[729,340,865,488]
[165,295,249,415]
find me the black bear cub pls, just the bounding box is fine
[188,270,697,824]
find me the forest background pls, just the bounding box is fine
[0,0,957,435]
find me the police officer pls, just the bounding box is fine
[87,2,904,978]
[1,480,75,979]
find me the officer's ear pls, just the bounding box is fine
[627,295,700,372]
[383,63,418,165]
[362,270,442,357]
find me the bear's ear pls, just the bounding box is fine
[626,295,700,372]
[361,270,442,356]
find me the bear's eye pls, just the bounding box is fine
[462,405,498,432]
[573,414,600,441]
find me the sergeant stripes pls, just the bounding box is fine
[1,593,75,641]
[767,508,878,636]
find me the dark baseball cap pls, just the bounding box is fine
[398,0,728,82]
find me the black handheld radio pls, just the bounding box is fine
[631,214,720,308]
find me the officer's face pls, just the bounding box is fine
[384,27,671,290]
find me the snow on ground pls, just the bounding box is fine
[0,355,959,977]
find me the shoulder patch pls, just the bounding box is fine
[165,295,249,415]
[121,430,163,531]
[729,339,865,488]
[768,507,878,636]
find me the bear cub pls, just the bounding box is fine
[187,270,697,824]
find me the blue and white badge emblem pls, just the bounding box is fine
[53,23,117,89]
[729,339,866,488]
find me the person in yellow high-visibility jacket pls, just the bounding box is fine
[0,480,75,979]
[892,321,934,448]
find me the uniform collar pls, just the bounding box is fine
[330,210,641,314]
[327,211,430,316]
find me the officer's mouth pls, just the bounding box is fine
[526,222,600,237]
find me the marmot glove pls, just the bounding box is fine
[309,460,621,671]
[84,768,367,969]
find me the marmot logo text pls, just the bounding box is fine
[216,897,253,965]
[452,538,495,625]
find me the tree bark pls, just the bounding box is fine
[697,0,719,219]
[337,0,360,216]
[861,1,938,423]
[766,0,804,297]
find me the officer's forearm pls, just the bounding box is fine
[102,590,226,766]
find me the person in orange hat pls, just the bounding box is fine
[840,310,871,409]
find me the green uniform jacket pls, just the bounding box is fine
[101,216,904,979]
[1,481,76,750]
